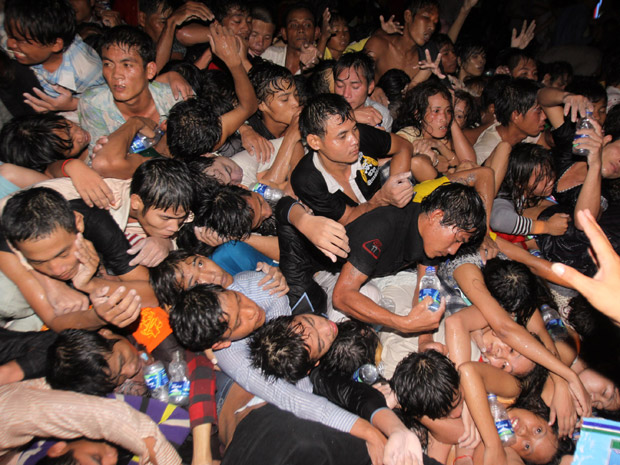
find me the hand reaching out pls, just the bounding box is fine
[300,42,321,69]
[91,285,142,328]
[72,233,100,292]
[380,15,404,35]
[23,85,78,112]
[418,50,445,79]
[511,20,536,49]
[256,262,289,296]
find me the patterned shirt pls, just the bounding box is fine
[216,271,360,433]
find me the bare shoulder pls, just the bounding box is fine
[364,32,389,56]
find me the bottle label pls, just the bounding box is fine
[495,419,515,439]
[145,368,169,390]
[252,183,267,196]
[352,368,364,383]
[545,318,565,330]
[419,288,441,310]
[130,135,148,153]
[169,380,190,397]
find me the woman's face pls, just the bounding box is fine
[479,328,536,376]
[460,51,486,77]
[422,93,452,139]
[509,408,559,464]
[579,368,620,411]
[528,165,554,197]
[439,43,457,75]
[453,98,468,129]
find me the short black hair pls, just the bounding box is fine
[130,158,194,215]
[214,0,249,22]
[482,258,537,326]
[433,33,453,50]
[304,59,335,96]
[249,315,312,383]
[46,329,119,396]
[4,0,76,51]
[496,48,535,73]
[36,450,79,465]
[101,25,156,66]
[393,79,452,133]
[420,182,486,248]
[454,90,481,129]
[541,61,573,86]
[604,104,620,142]
[456,41,485,64]
[376,69,411,115]
[494,78,542,126]
[319,320,379,378]
[248,61,295,104]
[0,114,74,172]
[283,3,315,26]
[566,77,607,105]
[192,184,254,241]
[138,0,175,15]
[2,187,77,245]
[149,249,193,307]
[391,350,460,420]
[169,284,228,351]
[299,93,353,139]
[251,6,275,25]
[480,74,511,111]
[405,0,440,15]
[167,98,222,160]
[334,52,375,88]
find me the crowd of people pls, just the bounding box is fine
[1,0,620,464]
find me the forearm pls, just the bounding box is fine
[77,276,158,307]
[451,123,477,164]
[574,164,602,228]
[259,138,302,188]
[537,87,568,108]
[333,288,403,330]
[192,423,213,465]
[91,118,147,178]
[483,142,511,196]
[230,63,258,119]
[448,6,472,43]
[388,136,413,175]
[156,21,177,71]
[338,201,379,226]
[175,23,210,46]
[445,314,474,368]
[243,234,279,261]
[421,416,465,445]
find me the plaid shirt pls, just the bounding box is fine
[186,350,217,429]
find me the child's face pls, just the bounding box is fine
[327,19,350,53]
[5,21,59,66]
[512,57,538,81]
[102,44,155,104]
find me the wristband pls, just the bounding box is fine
[454,455,473,465]
[61,158,75,177]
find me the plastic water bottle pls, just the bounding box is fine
[352,363,385,384]
[418,266,441,311]
[168,350,190,406]
[251,183,284,202]
[130,127,165,153]
[573,110,594,156]
[488,393,516,446]
[142,353,169,402]
[540,304,568,341]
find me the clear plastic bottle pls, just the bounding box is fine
[352,363,385,384]
[168,350,190,406]
[142,353,169,402]
[251,183,284,202]
[130,127,165,153]
[418,266,441,311]
[572,110,594,156]
[488,393,516,446]
[540,304,568,341]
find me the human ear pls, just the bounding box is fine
[138,12,147,28]
[146,61,157,80]
[212,340,231,351]
[306,134,322,152]
[130,193,144,212]
[74,211,85,234]
[403,10,413,25]
[52,38,64,53]
[47,442,69,458]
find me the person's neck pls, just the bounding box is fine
[458,68,471,82]
[115,84,156,119]
[394,29,417,52]
[262,115,288,138]
[42,52,64,73]
[497,123,527,146]
[317,151,352,179]
[329,47,343,60]
[285,46,302,74]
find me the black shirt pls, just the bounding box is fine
[291,124,392,221]
[0,199,136,277]
[345,202,438,278]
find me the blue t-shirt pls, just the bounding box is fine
[210,241,277,275]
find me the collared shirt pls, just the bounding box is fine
[216,271,360,433]
[78,81,180,157]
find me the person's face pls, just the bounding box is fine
[102,331,144,387]
[282,8,316,51]
[175,254,233,289]
[102,44,156,104]
[259,80,300,125]
[453,99,468,129]
[512,58,538,81]
[222,7,251,43]
[327,19,350,53]
[204,156,244,184]
[66,121,91,157]
[141,5,172,43]
[18,227,80,281]
[508,408,558,464]
[421,211,473,258]
[292,313,339,362]
[246,192,273,229]
[406,6,439,47]
[515,103,546,137]
[592,99,607,125]
[334,67,372,110]
[447,389,465,419]
[549,73,569,90]
[480,328,536,376]
[460,51,486,77]
[53,440,118,465]
[248,19,275,56]
[70,0,95,23]
[308,115,360,165]
[218,289,266,342]
[601,140,620,179]
[423,93,453,139]
[133,201,188,239]
[579,368,620,411]
[5,21,59,66]
[528,166,554,198]
[439,43,457,75]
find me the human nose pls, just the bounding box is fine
[6,37,17,50]
[447,242,461,255]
